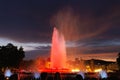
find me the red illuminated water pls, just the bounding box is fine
[50,27,67,69]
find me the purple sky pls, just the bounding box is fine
[0,0,120,61]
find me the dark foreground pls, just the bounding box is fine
[0,72,120,80]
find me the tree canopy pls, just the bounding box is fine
[0,43,25,68]
[117,52,120,71]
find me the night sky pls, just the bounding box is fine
[0,0,120,61]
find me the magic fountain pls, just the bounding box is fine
[41,27,70,73]
[51,27,67,69]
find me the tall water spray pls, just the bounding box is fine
[51,27,67,69]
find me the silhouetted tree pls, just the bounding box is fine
[0,43,25,69]
[117,52,120,71]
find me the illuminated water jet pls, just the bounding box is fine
[33,72,40,79]
[99,70,108,79]
[4,69,12,77]
[50,27,67,69]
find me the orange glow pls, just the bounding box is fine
[71,69,80,73]
[94,68,102,72]
[86,66,91,72]
[77,52,117,62]
[40,68,71,73]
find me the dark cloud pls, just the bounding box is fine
[0,0,120,42]
[66,38,120,60]
[0,0,120,60]
[0,0,119,42]
[25,49,50,60]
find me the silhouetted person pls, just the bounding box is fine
[65,76,74,80]
[77,71,85,80]
[91,77,98,80]
[75,74,83,80]
[99,78,108,80]
[41,72,48,80]
[108,76,119,80]
[9,73,18,80]
[47,76,53,80]
[54,72,61,80]
[0,74,4,80]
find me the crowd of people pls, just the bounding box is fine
[0,70,120,80]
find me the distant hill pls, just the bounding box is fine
[85,59,115,65]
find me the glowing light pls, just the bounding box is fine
[71,69,80,72]
[99,70,108,79]
[51,27,66,69]
[33,72,40,79]
[4,69,12,77]
[86,65,91,72]
[94,68,102,72]
[6,77,9,80]
[77,71,85,79]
